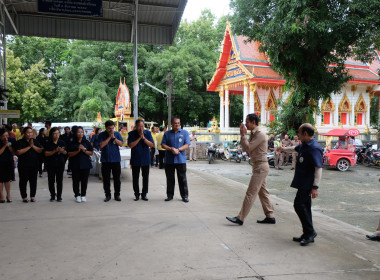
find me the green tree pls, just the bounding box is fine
[230,0,380,131]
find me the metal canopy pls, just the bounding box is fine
[3,0,187,45]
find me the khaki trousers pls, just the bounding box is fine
[190,146,196,160]
[275,152,283,168]
[237,162,274,221]
[375,218,380,236]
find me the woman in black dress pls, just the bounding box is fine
[15,127,43,202]
[45,127,67,202]
[0,129,15,203]
[90,127,102,151]
[36,128,47,177]
[68,126,93,203]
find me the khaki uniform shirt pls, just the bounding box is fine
[281,139,292,147]
[190,135,197,148]
[240,126,267,163]
[291,139,301,147]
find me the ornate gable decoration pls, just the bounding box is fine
[265,88,277,110]
[354,93,367,112]
[254,91,261,112]
[321,98,335,111]
[338,92,351,112]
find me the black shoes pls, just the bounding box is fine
[300,232,317,246]
[0,200,5,203]
[56,197,62,202]
[291,167,295,170]
[22,199,28,203]
[134,196,140,201]
[292,235,305,242]
[141,196,148,201]
[114,196,122,201]
[226,216,244,225]
[104,196,111,202]
[6,198,12,203]
[366,234,380,241]
[165,197,173,201]
[182,197,189,203]
[50,197,55,202]
[257,217,276,224]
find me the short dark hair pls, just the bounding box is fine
[246,113,259,125]
[95,127,101,134]
[300,125,314,136]
[45,120,52,126]
[159,126,165,132]
[105,120,115,128]
[135,119,144,126]
[0,128,6,137]
[171,117,180,123]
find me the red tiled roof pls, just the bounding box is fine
[347,69,380,82]
[253,67,282,79]
[234,36,268,61]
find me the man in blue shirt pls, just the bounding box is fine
[99,120,124,202]
[128,119,154,201]
[161,117,190,202]
[279,123,323,246]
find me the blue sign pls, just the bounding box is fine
[38,0,103,17]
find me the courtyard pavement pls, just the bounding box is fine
[0,166,379,280]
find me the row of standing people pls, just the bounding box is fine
[0,118,191,204]
[268,133,301,170]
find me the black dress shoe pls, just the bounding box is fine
[257,217,276,224]
[56,197,62,202]
[366,234,380,241]
[114,196,122,201]
[300,232,317,246]
[182,197,189,203]
[0,200,5,203]
[226,216,243,225]
[141,196,148,201]
[104,196,111,202]
[165,197,173,201]
[134,196,140,201]
[22,199,28,203]
[6,198,12,203]
[292,235,305,242]
[30,198,35,202]
[50,197,55,202]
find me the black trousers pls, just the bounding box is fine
[18,166,38,199]
[165,164,188,199]
[150,148,158,166]
[132,165,150,197]
[101,162,121,197]
[47,165,64,199]
[72,168,90,197]
[158,150,165,169]
[38,158,44,175]
[294,189,315,237]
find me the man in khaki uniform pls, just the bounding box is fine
[282,134,292,165]
[189,131,197,161]
[226,113,275,225]
[291,135,301,170]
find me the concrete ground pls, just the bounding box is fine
[0,166,379,280]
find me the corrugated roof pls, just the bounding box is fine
[4,0,187,45]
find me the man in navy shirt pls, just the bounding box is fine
[128,119,154,201]
[279,123,323,246]
[161,117,190,202]
[99,120,124,202]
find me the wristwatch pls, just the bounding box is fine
[312,186,319,189]
[84,148,87,152]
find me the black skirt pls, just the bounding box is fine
[0,161,14,183]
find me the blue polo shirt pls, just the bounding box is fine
[68,139,93,170]
[291,138,323,191]
[161,129,190,164]
[127,130,153,166]
[98,131,123,163]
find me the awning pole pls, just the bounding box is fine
[133,0,139,123]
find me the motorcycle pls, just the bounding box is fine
[355,146,367,165]
[267,151,275,167]
[363,143,380,167]
[207,143,217,164]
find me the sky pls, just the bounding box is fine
[182,0,232,22]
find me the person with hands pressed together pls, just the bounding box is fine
[98,120,123,202]
[15,127,43,202]
[226,114,275,226]
[45,127,67,202]
[68,126,93,203]
[0,128,16,203]
[128,119,154,201]
[277,123,323,246]
[161,117,191,202]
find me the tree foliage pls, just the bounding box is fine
[230,0,380,131]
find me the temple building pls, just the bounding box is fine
[207,22,380,133]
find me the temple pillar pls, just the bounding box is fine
[334,96,339,125]
[243,80,248,120]
[224,85,229,128]
[351,101,355,126]
[317,99,322,126]
[219,89,224,130]
[249,83,255,114]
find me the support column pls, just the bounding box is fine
[334,97,339,125]
[243,81,248,120]
[351,102,355,126]
[249,83,255,114]
[219,89,224,130]
[224,85,229,128]
[317,99,322,126]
